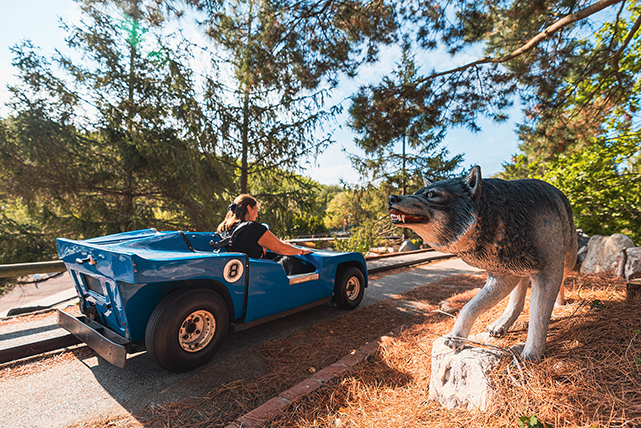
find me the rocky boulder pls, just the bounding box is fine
[615,246,641,282]
[429,334,503,411]
[399,239,419,252]
[580,234,636,275]
[577,229,591,250]
[575,230,591,270]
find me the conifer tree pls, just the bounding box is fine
[197,0,397,193]
[1,2,230,240]
[348,43,463,194]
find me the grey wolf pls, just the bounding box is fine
[388,166,577,359]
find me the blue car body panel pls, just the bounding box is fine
[56,229,367,345]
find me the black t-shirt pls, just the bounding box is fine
[228,221,269,259]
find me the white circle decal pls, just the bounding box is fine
[223,259,244,283]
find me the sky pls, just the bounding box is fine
[0,1,523,186]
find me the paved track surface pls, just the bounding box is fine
[0,272,76,317]
[0,257,480,428]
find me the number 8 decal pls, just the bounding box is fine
[223,259,244,283]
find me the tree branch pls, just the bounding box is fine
[418,0,625,83]
[612,11,641,87]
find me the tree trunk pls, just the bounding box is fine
[240,88,250,194]
[402,132,408,241]
[123,43,136,231]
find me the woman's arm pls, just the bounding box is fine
[258,230,313,256]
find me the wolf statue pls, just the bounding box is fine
[388,166,577,360]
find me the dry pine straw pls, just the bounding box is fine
[269,272,641,428]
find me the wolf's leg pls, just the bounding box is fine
[522,263,564,360]
[555,244,577,306]
[486,276,528,336]
[445,274,520,351]
[555,283,566,307]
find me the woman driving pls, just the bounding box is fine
[217,194,313,272]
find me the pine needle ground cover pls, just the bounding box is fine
[270,273,641,428]
[131,271,485,428]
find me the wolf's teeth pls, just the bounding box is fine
[402,215,406,223]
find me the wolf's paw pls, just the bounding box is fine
[486,323,507,337]
[521,346,544,361]
[443,336,466,351]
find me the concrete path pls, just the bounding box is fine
[0,272,76,317]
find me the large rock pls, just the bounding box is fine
[615,246,641,281]
[429,335,503,411]
[399,239,419,252]
[580,234,636,275]
[577,229,591,250]
[575,230,591,270]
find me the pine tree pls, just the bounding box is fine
[1,2,231,240]
[348,43,463,193]
[198,0,397,193]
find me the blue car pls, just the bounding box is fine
[56,228,367,372]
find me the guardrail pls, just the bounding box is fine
[0,261,66,279]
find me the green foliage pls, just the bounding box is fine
[289,215,328,237]
[200,0,397,192]
[510,1,641,170]
[0,210,56,265]
[324,191,372,231]
[0,205,57,294]
[493,2,641,244]
[1,3,231,245]
[334,219,378,254]
[244,170,332,239]
[518,415,553,428]
[540,137,641,243]
[1,1,377,265]
[325,180,422,254]
[590,299,607,311]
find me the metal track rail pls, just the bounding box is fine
[0,334,81,365]
[0,250,453,366]
[367,254,453,274]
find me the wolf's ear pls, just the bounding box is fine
[422,175,432,187]
[465,166,482,200]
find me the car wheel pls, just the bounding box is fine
[145,288,229,372]
[334,266,365,310]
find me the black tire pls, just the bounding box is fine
[145,289,229,372]
[334,266,365,310]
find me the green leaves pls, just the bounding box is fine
[119,13,147,50]
[1,2,231,243]
[541,136,641,243]
[518,414,553,428]
[201,0,397,193]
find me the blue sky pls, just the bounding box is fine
[0,0,522,185]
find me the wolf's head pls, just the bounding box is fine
[388,166,482,251]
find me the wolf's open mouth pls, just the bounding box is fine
[389,209,425,224]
